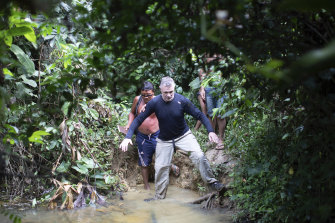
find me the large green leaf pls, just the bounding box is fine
[10,44,35,74]
[19,26,36,43]
[89,108,99,120]
[28,130,51,144]
[81,157,96,169]
[90,173,105,179]
[20,75,37,87]
[72,164,89,174]
[189,77,200,90]
[8,26,32,36]
[221,108,238,118]
[104,175,116,185]
[56,161,70,173]
[4,124,19,134]
[61,102,71,116]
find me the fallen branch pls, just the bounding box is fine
[51,152,63,174]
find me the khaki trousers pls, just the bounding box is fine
[154,130,217,199]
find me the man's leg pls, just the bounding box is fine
[174,130,225,192]
[141,166,150,190]
[136,132,157,190]
[174,131,217,184]
[214,117,226,150]
[210,116,217,132]
[217,118,226,140]
[154,139,174,199]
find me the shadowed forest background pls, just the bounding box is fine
[0,0,335,222]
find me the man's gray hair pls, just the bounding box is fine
[160,76,175,88]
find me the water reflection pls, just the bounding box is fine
[22,184,232,223]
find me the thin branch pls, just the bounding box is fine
[81,139,104,171]
[305,21,328,44]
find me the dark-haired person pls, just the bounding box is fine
[120,77,225,200]
[199,55,227,149]
[124,81,179,190]
[194,67,208,131]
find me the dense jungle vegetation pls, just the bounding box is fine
[1,0,335,222]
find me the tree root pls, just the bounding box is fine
[190,192,215,204]
[190,191,223,209]
[204,192,217,209]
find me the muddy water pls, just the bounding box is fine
[20,184,232,223]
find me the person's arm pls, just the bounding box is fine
[125,96,139,130]
[184,98,219,143]
[119,100,155,151]
[198,68,206,101]
[184,97,213,132]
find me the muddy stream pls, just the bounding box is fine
[2,184,232,223]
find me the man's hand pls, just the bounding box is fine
[208,132,219,144]
[119,138,133,152]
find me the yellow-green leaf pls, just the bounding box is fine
[8,26,32,36]
[3,68,14,76]
[20,75,37,87]
[24,30,36,43]
[10,44,35,74]
[29,130,51,144]
[4,35,13,47]
[15,24,36,43]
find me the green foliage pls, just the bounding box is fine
[0,1,334,222]
[10,44,35,74]
[0,209,21,223]
[28,130,50,144]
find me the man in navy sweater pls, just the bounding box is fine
[120,77,225,200]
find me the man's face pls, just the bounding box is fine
[141,90,154,104]
[160,85,175,102]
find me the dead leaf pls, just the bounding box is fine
[77,182,83,194]
[59,119,66,133]
[48,201,57,210]
[67,189,74,209]
[90,190,96,204]
[63,184,71,192]
[60,189,74,210]
[49,186,63,202]
[77,150,82,160]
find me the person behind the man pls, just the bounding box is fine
[194,66,208,131]
[120,77,225,200]
[199,55,226,149]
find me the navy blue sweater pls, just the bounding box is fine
[125,93,214,141]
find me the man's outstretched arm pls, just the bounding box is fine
[119,101,154,152]
[184,98,219,143]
